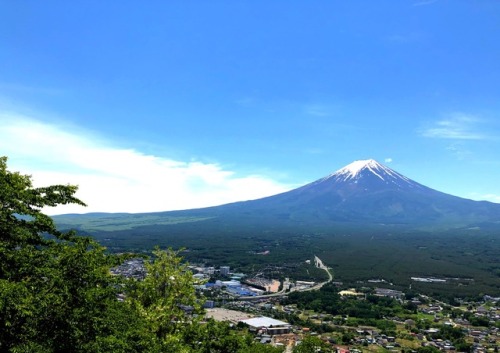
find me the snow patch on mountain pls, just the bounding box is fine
[337,159,382,180]
[321,159,419,189]
[329,159,387,181]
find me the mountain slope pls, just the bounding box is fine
[178,159,500,227]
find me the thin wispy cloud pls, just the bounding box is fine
[481,194,500,203]
[420,113,487,140]
[445,142,472,160]
[235,96,256,107]
[0,113,293,214]
[384,158,393,163]
[303,104,332,117]
[468,192,500,204]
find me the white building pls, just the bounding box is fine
[240,316,291,334]
[220,266,230,276]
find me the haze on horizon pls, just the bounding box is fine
[1,1,499,214]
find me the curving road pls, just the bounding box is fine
[304,255,333,291]
[239,255,333,300]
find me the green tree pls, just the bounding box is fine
[183,319,251,353]
[125,249,285,353]
[416,346,441,353]
[293,336,334,353]
[126,247,202,339]
[0,156,140,352]
[0,156,292,352]
[237,343,285,353]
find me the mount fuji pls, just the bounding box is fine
[186,158,500,228]
[55,159,500,231]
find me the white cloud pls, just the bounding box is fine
[0,113,293,215]
[467,192,500,204]
[384,158,393,163]
[420,113,487,140]
[481,194,500,203]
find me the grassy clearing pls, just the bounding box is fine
[55,214,212,231]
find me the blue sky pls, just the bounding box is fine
[1,1,499,214]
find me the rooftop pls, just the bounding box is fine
[241,316,290,328]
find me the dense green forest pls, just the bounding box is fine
[55,209,500,299]
[0,156,292,352]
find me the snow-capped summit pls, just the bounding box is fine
[322,159,416,190]
[333,159,386,181]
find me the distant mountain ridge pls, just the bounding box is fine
[54,159,500,232]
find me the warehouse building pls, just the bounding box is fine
[239,316,291,335]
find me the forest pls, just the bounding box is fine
[54,206,500,299]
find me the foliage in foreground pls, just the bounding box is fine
[293,336,335,353]
[0,156,285,353]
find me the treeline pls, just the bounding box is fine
[282,283,420,334]
[284,283,408,319]
[1,157,288,353]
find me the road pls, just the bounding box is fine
[302,255,333,291]
[239,255,333,300]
